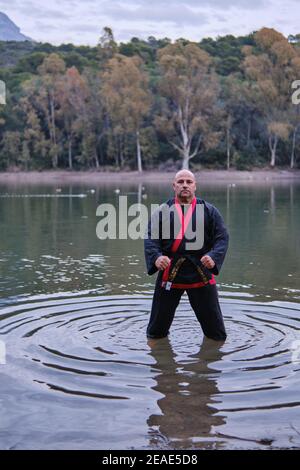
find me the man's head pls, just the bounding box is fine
[173,169,196,203]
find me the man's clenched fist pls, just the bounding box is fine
[200,255,215,269]
[155,256,171,271]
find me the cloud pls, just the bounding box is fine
[0,0,69,20]
[67,23,104,33]
[33,20,61,31]
[0,0,19,6]
[19,8,69,20]
[103,3,208,26]
[117,27,159,41]
[114,0,269,11]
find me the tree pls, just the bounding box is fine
[288,56,300,168]
[219,75,243,169]
[156,42,220,170]
[98,27,118,65]
[20,100,50,166]
[102,54,152,172]
[243,28,300,167]
[37,53,66,168]
[289,104,300,169]
[0,131,21,168]
[267,122,291,167]
[57,66,88,169]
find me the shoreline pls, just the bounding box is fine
[0,169,300,184]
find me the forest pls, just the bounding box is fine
[0,27,300,172]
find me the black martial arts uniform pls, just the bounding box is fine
[144,197,229,341]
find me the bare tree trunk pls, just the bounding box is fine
[226,123,231,170]
[178,105,190,170]
[269,134,278,168]
[113,135,119,167]
[172,104,202,170]
[182,150,190,170]
[246,116,252,148]
[97,130,105,165]
[95,152,100,169]
[290,125,298,169]
[120,148,124,169]
[136,130,142,173]
[91,126,100,169]
[226,115,233,170]
[99,144,104,165]
[50,94,58,168]
[119,135,124,169]
[68,137,72,169]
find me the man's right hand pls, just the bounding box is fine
[155,256,171,271]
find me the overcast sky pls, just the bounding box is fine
[0,0,299,45]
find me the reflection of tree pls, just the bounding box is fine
[147,337,226,449]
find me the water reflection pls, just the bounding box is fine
[147,336,226,449]
[0,180,299,302]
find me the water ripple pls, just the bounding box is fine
[0,293,300,449]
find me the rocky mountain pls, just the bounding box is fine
[0,11,32,41]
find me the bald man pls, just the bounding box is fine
[144,170,229,341]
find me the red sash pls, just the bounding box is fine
[161,197,215,288]
[162,197,196,283]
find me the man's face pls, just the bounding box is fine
[173,172,196,200]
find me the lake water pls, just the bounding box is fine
[0,179,300,449]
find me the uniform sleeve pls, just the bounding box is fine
[205,206,229,275]
[144,207,163,275]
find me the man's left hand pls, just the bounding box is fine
[201,255,215,269]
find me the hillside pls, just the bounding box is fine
[0,11,32,42]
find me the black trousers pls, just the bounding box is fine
[147,273,227,341]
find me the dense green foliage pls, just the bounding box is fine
[0,28,299,171]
